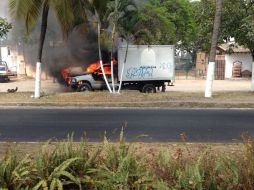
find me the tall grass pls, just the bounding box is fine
[94,129,153,190]
[0,133,254,190]
[0,149,32,190]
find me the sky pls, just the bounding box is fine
[0,0,9,20]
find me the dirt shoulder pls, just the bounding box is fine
[0,141,243,159]
[0,78,251,93]
[0,78,253,108]
[0,91,254,108]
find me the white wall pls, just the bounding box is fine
[225,53,253,78]
[1,46,18,73]
[0,47,8,63]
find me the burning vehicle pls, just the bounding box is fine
[60,58,116,88]
[61,66,85,86]
[70,61,117,92]
[64,45,175,93]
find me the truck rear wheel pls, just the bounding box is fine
[78,83,92,92]
[161,84,166,92]
[142,84,156,93]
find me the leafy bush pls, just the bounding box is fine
[0,149,32,190]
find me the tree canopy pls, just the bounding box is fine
[0,17,12,39]
[135,0,196,46]
[8,0,254,60]
[191,0,254,58]
[233,0,254,58]
[191,0,215,53]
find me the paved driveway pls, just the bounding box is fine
[0,77,252,93]
[0,77,66,93]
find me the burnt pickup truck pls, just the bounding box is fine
[70,64,118,92]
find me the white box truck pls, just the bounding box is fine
[118,45,174,92]
[70,45,175,93]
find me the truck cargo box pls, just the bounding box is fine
[118,45,175,82]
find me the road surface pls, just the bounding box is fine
[0,107,253,142]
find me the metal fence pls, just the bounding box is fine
[175,59,226,80]
[175,59,201,80]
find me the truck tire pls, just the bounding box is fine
[142,84,156,93]
[78,83,92,92]
[161,84,166,92]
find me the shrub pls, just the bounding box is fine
[93,129,154,190]
[0,149,33,190]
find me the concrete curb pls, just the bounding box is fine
[0,105,254,110]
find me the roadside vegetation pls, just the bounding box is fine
[0,132,253,189]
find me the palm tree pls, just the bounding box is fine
[9,0,87,98]
[105,0,138,93]
[88,0,113,93]
[205,0,223,98]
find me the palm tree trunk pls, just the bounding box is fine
[34,2,49,98]
[117,42,129,93]
[111,23,116,93]
[205,0,223,98]
[251,50,254,91]
[97,21,112,93]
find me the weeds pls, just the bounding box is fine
[94,129,153,190]
[0,133,254,190]
[0,149,32,190]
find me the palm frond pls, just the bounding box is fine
[9,0,42,33]
[51,0,75,38]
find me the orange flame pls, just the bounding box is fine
[61,58,118,83]
[86,58,117,75]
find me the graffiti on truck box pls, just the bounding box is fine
[126,66,156,79]
[159,62,174,71]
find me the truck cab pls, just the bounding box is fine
[70,64,118,92]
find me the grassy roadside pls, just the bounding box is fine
[0,134,252,189]
[0,91,254,108]
[0,141,242,159]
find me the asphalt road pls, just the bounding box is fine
[0,107,253,142]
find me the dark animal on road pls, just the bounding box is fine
[7,87,18,93]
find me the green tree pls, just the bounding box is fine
[191,0,252,53]
[163,0,197,49]
[136,0,196,47]
[216,0,254,90]
[105,0,138,93]
[88,0,113,93]
[87,0,138,93]
[190,0,215,64]
[9,0,86,98]
[235,2,254,90]
[0,17,12,39]
[136,0,176,44]
[219,0,244,42]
